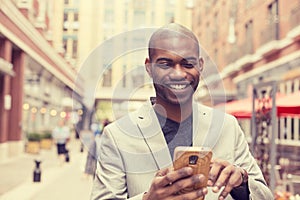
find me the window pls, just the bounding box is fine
[133,0,146,10]
[133,10,145,27]
[267,0,279,39]
[104,0,114,9]
[166,12,174,23]
[131,66,144,88]
[206,22,211,44]
[231,0,238,19]
[246,0,253,8]
[197,10,202,26]
[102,67,112,87]
[104,9,114,23]
[73,0,80,7]
[63,13,68,31]
[214,48,218,66]
[212,12,218,42]
[63,39,67,56]
[74,13,79,22]
[122,65,127,88]
[72,40,78,58]
[245,20,253,54]
[205,1,211,14]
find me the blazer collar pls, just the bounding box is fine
[135,101,212,169]
[136,101,172,169]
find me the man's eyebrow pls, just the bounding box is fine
[155,58,173,62]
[183,57,198,61]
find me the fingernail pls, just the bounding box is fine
[198,189,203,196]
[186,167,193,174]
[213,186,219,192]
[198,174,204,180]
[219,196,224,200]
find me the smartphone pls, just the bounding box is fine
[173,146,212,196]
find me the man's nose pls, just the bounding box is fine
[170,64,186,80]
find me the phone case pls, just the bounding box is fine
[173,146,212,197]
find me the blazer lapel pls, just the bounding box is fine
[192,103,211,147]
[136,102,173,169]
[193,103,227,149]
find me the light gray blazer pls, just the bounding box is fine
[91,101,273,200]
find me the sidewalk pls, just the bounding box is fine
[0,138,94,200]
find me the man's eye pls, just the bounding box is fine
[182,63,195,68]
[155,62,171,69]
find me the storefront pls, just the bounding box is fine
[0,0,84,161]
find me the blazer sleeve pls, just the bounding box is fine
[90,127,146,200]
[232,116,274,200]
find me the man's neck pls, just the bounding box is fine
[153,99,193,123]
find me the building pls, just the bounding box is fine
[191,0,300,141]
[192,0,300,103]
[0,0,84,161]
[74,0,194,121]
[191,0,300,136]
[191,0,300,192]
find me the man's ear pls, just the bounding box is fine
[198,57,204,72]
[145,58,153,78]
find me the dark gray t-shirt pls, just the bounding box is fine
[155,111,192,159]
[155,111,250,199]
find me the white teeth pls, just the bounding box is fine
[169,84,187,90]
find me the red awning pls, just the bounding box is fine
[215,92,300,118]
[215,98,253,119]
[277,91,300,117]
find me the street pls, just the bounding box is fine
[0,138,93,200]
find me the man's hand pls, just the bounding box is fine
[208,159,247,200]
[143,167,208,200]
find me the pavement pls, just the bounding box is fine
[0,137,94,200]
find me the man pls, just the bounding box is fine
[91,23,273,200]
[52,119,70,165]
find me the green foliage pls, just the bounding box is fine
[41,130,52,139]
[96,101,113,121]
[27,133,41,142]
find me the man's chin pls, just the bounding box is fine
[167,97,192,106]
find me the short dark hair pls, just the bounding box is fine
[148,23,200,61]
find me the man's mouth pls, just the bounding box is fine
[168,84,189,90]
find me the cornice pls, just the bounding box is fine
[0,0,83,96]
[0,23,76,90]
[233,50,300,84]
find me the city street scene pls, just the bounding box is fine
[0,0,300,199]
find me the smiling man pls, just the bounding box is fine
[91,23,273,200]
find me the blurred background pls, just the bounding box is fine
[0,0,300,199]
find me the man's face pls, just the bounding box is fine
[146,36,203,106]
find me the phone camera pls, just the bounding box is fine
[189,155,198,165]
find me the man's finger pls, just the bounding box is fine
[218,170,242,199]
[158,167,193,187]
[172,187,208,200]
[212,165,233,192]
[168,174,206,195]
[208,160,223,186]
